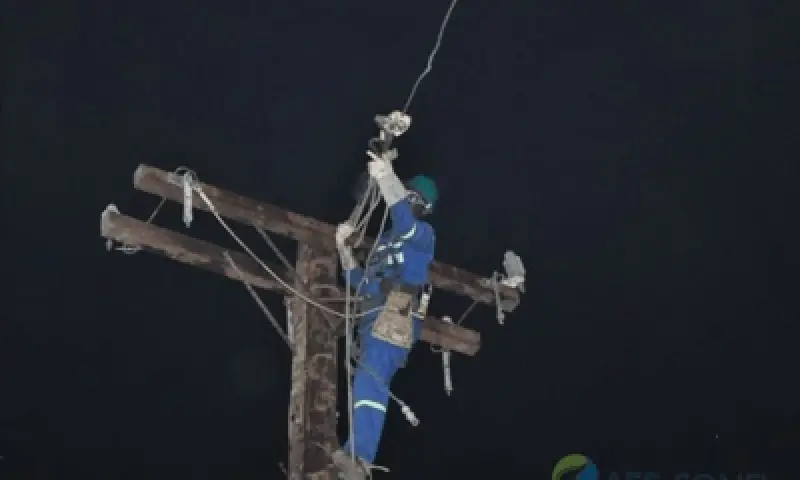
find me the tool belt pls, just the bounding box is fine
[370,282,420,349]
[378,279,419,296]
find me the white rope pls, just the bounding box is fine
[192,178,400,461]
[107,4,460,464]
[192,181,418,451]
[338,163,383,464]
[193,184,377,321]
[354,187,382,244]
[339,0,461,457]
[344,188,389,462]
[223,251,294,352]
[344,264,357,461]
[349,181,378,232]
[147,0,461,463]
[402,0,460,114]
[254,226,296,278]
[339,173,390,462]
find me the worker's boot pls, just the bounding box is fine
[331,448,366,480]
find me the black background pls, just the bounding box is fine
[2,0,795,478]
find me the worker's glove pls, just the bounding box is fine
[366,152,393,180]
[335,222,356,249]
[335,223,358,271]
[366,150,406,207]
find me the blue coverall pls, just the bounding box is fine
[341,198,435,464]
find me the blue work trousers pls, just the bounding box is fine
[342,310,421,463]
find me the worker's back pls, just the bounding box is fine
[357,223,435,298]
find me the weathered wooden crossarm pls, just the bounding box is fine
[100,208,481,355]
[133,164,520,311]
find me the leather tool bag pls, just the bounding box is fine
[371,289,414,349]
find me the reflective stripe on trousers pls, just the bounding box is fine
[343,310,421,463]
[354,399,386,412]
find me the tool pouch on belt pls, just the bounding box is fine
[371,288,414,349]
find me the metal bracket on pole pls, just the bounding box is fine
[182,171,194,228]
[442,316,453,396]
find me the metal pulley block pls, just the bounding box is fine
[374,111,412,138]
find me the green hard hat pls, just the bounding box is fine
[407,175,439,211]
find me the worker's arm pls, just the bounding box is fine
[368,156,433,248]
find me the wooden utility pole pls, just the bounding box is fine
[101,165,522,479]
[288,244,339,480]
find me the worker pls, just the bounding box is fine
[332,153,438,479]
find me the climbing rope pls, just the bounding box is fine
[344,264,357,463]
[223,251,294,352]
[333,167,383,464]
[162,171,383,321]
[339,177,390,463]
[254,226,297,279]
[193,180,417,440]
[402,0,459,114]
[343,197,390,462]
[102,1,497,473]
[191,182,366,320]
[349,181,382,239]
[110,0,463,465]
[340,0,461,462]
[190,173,412,423]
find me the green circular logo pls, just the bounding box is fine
[552,453,598,480]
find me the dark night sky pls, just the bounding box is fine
[2,0,795,478]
